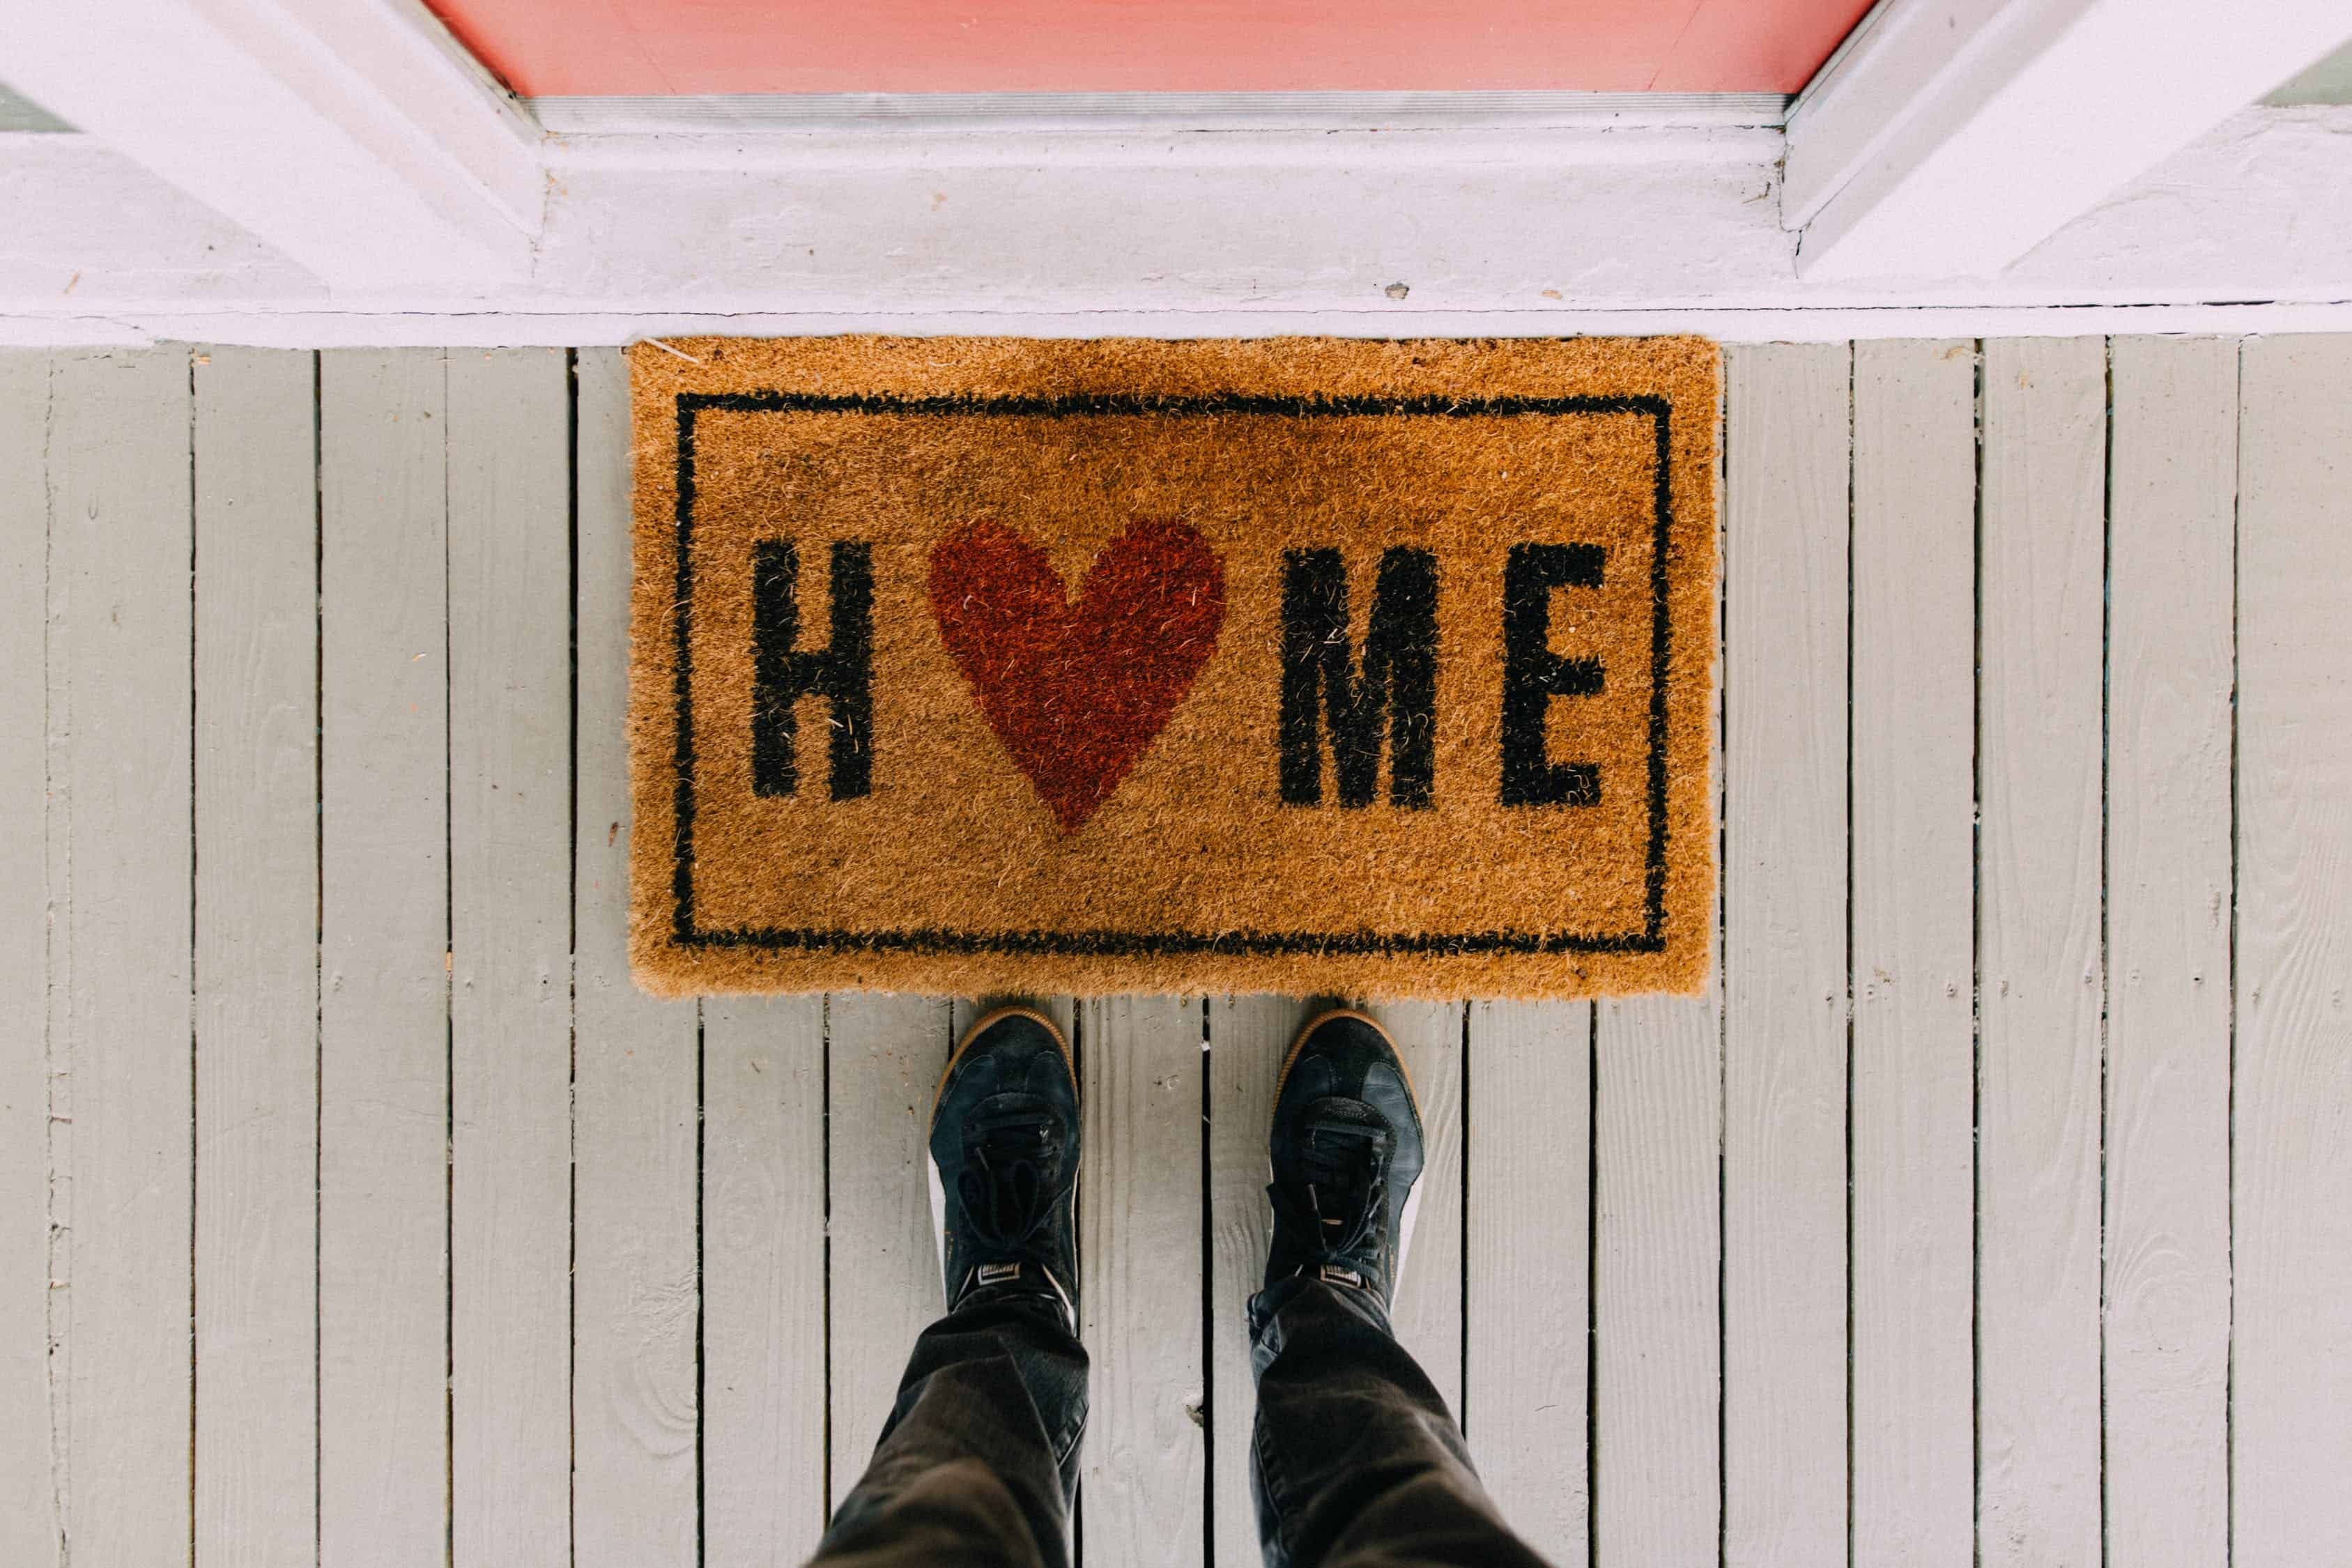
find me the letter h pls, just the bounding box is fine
[751,539,873,799]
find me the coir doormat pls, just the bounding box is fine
[629,337,1717,999]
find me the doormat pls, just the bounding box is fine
[628,336,1718,1000]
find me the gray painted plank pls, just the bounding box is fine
[48,346,195,1567]
[1721,340,1850,1568]
[704,995,828,1567]
[0,351,57,1568]
[1594,993,1721,1567]
[2105,334,2235,1568]
[829,993,958,1511]
[1850,338,1976,1568]
[1976,336,2106,1568]
[448,347,573,1568]
[1207,996,1292,1568]
[2234,333,2352,1568]
[573,346,701,1568]
[1465,1000,1590,1567]
[192,345,319,1568]
[318,348,450,1568]
[1368,1000,1464,1418]
[1079,996,1206,1568]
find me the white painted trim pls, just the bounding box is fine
[0,0,546,292]
[1785,0,2352,279]
[1782,0,1898,128]
[532,90,1791,134]
[3,104,2349,343]
[537,120,1777,171]
[14,301,2352,351]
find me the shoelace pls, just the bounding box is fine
[956,1123,1072,1267]
[1279,1117,1392,1282]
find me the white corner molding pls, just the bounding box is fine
[1785,0,2352,279]
[0,0,546,293]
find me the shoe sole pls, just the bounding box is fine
[926,1005,1078,1291]
[1274,1006,1427,1294]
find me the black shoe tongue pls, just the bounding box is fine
[976,1116,1052,1155]
[970,1096,1060,1162]
[1309,1097,1381,1129]
[1302,1098,1388,1224]
[960,1128,1063,1259]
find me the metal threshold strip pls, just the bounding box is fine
[531,90,1792,135]
[0,78,74,132]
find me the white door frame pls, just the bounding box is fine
[1,0,2346,342]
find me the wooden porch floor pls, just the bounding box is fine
[3,337,2347,1568]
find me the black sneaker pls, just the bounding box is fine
[928,1005,1080,1324]
[1264,1008,1426,1307]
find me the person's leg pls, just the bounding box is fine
[811,1008,1088,1568]
[1248,1010,1552,1568]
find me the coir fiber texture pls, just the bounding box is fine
[629,336,1719,999]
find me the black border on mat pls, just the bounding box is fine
[667,389,1679,958]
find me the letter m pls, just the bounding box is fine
[1279,547,1438,808]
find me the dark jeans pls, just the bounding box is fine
[809,1277,1550,1568]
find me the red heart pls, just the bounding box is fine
[929,517,1227,833]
